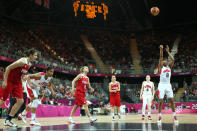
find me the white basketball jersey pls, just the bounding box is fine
[31,72,52,88]
[143,81,153,95]
[159,66,171,84]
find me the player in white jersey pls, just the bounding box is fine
[140,75,155,120]
[18,67,55,126]
[157,45,178,124]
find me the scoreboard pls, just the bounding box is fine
[73,0,109,20]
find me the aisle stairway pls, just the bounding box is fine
[129,37,143,74]
[174,88,184,102]
[81,35,109,73]
[168,35,181,60]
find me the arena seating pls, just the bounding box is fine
[1,18,197,103]
[174,33,197,72]
[1,18,197,75]
[136,31,175,73]
[87,31,133,74]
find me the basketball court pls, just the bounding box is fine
[1,114,197,130]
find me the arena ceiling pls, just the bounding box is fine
[0,0,197,31]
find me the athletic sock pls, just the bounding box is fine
[6,115,13,121]
[118,113,121,118]
[159,113,162,116]
[173,112,176,117]
[31,113,36,120]
[22,110,27,116]
[148,112,151,116]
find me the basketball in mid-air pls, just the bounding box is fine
[150,7,160,16]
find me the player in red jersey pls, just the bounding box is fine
[68,66,97,124]
[0,49,38,127]
[18,67,55,126]
[109,75,121,121]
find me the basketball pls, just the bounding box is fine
[150,6,160,16]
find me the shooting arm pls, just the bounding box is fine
[167,51,175,68]
[158,45,163,72]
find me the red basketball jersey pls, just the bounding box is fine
[76,74,89,93]
[8,58,31,82]
[110,81,119,96]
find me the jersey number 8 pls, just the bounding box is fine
[166,73,169,78]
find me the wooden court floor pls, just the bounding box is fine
[1,114,197,128]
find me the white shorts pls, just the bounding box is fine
[142,95,153,107]
[23,81,38,98]
[158,83,173,99]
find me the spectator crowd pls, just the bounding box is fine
[182,81,197,102]
[0,17,197,105]
[1,18,197,75]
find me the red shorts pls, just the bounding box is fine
[0,80,23,101]
[74,92,87,107]
[110,94,121,107]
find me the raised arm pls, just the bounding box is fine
[158,45,163,72]
[166,45,175,68]
[71,74,82,95]
[140,82,144,100]
[2,58,26,88]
